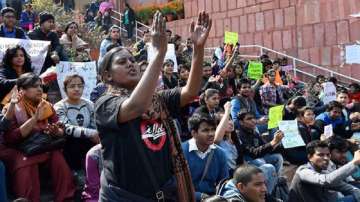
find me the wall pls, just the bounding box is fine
[166,0,360,81]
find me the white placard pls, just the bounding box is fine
[324,124,334,139]
[56,61,97,100]
[345,44,360,64]
[0,37,50,75]
[278,120,305,148]
[322,82,337,105]
[147,43,178,72]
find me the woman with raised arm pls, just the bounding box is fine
[95,11,212,201]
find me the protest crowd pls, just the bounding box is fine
[1,1,360,202]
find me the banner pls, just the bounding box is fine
[224,31,238,45]
[281,65,293,72]
[278,120,305,148]
[247,61,263,80]
[147,43,178,72]
[268,105,284,129]
[322,82,337,105]
[0,37,50,75]
[56,61,97,100]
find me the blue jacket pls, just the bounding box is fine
[218,179,246,201]
[19,10,36,29]
[231,96,261,129]
[182,141,229,201]
[315,112,352,139]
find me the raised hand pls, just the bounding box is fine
[224,101,232,112]
[10,86,22,104]
[150,11,167,55]
[190,11,212,48]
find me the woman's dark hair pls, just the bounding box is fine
[63,74,85,93]
[306,140,329,157]
[199,88,219,105]
[99,46,131,83]
[326,101,343,112]
[188,113,216,132]
[2,45,32,73]
[17,73,41,90]
[297,106,314,118]
[64,21,79,34]
[288,96,307,108]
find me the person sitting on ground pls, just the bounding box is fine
[98,25,122,64]
[0,7,27,39]
[2,73,75,201]
[182,113,229,201]
[237,110,283,193]
[259,69,290,114]
[218,164,280,202]
[0,45,33,105]
[289,140,360,202]
[283,96,307,120]
[28,12,68,73]
[54,74,99,170]
[230,78,267,130]
[60,21,91,62]
[315,101,353,139]
[194,88,221,119]
[162,59,178,89]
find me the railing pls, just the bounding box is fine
[111,10,150,42]
[205,45,360,84]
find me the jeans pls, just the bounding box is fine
[0,161,7,202]
[246,153,284,176]
[337,195,356,202]
[258,164,277,193]
[125,24,134,39]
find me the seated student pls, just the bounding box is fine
[82,144,102,202]
[214,102,243,173]
[162,59,178,89]
[284,106,320,165]
[289,140,360,202]
[237,110,284,193]
[283,96,307,120]
[315,101,353,139]
[2,73,75,201]
[230,78,267,130]
[218,164,278,202]
[194,88,221,119]
[182,113,229,201]
[54,74,99,170]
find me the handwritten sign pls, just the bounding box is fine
[278,120,305,148]
[281,65,293,72]
[56,61,97,100]
[345,44,360,64]
[322,82,337,105]
[247,61,263,80]
[224,31,238,45]
[147,43,178,72]
[0,37,50,75]
[268,105,284,129]
[324,124,334,139]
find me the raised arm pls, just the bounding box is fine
[180,11,212,107]
[118,12,168,123]
[214,102,231,144]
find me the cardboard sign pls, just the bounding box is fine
[278,120,305,148]
[147,43,178,72]
[324,124,334,139]
[268,105,284,129]
[322,82,337,105]
[56,61,97,100]
[0,37,50,75]
[224,31,238,45]
[345,44,360,64]
[247,61,263,80]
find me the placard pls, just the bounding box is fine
[224,31,238,45]
[322,82,337,105]
[324,124,334,139]
[247,61,263,80]
[147,43,178,72]
[278,120,305,148]
[268,105,284,129]
[0,37,50,75]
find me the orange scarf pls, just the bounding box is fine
[22,98,54,121]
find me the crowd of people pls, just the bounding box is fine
[0,2,360,202]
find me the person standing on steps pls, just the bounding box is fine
[123,3,136,40]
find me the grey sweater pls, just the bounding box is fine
[289,161,360,202]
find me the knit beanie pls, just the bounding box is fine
[39,12,55,24]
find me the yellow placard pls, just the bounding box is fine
[247,61,263,80]
[224,31,238,45]
[268,105,284,129]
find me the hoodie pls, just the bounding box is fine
[218,179,247,202]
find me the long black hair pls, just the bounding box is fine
[2,45,32,73]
